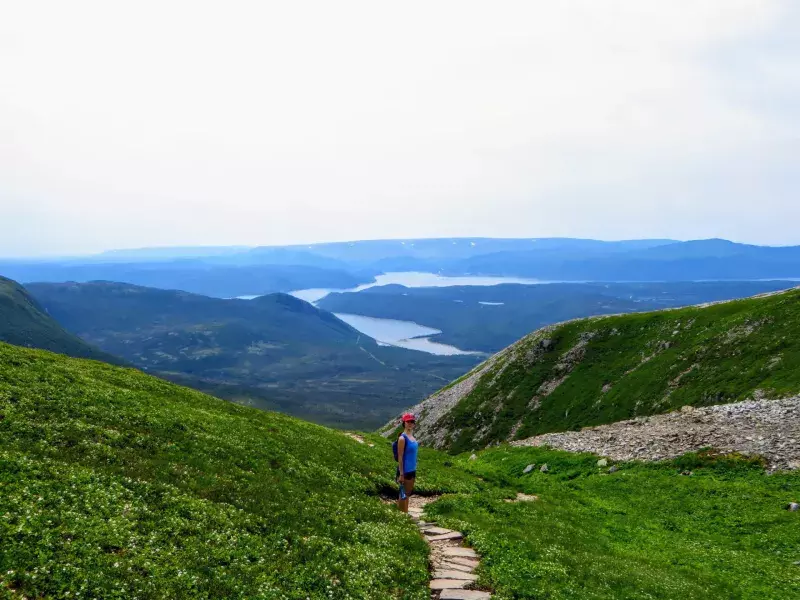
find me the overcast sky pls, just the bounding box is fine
[1,1,798,257]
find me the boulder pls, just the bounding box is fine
[523,463,535,474]
[597,458,608,467]
[469,454,478,461]
[608,465,619,473]
[788,502,800,512]
[540,463,549,473]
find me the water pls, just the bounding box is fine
[238,271,538,356]
[288,271,551,303]
[333,313,480,356]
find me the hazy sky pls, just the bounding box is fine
[2,1,799,256]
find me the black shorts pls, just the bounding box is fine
[396,468,416,480]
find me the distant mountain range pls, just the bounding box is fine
[4,239,800,300]
[0,261,371,298]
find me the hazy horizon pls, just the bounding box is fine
[3,1,799,257]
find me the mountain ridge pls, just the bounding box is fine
[0,276,119,363]
[387,285,800,453]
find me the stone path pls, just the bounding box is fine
[406,496,492,600]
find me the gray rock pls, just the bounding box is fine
[788,502,800,512]
[597,458,608,467]
[540,463,549,473]
[608,465,619,473]
[469,453,478,461]
[511,394,800,472]
[523,463,535,474]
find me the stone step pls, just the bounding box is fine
[430,579,468,590]
[443,547,478,558]
[427,531,464,542]
[432,570,478,581]
[444,556,480,569]
[424,527,456,536]
[439,590,492,600]
[439,561,475,573]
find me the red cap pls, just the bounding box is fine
[401,413,416,423]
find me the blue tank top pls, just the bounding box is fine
[400,433,419,473]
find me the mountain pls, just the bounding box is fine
[0,276,116,362]
[26,281,478,428]
[448,239,800,281]
[318,281,799,353]
[391,286,800,452]
[0,261,373,298]
[93,245,252,261]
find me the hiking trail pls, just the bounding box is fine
[407,495,492,599]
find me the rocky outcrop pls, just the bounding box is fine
[512,395,800,471]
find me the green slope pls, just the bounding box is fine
[428,446,800,600]
[26,281,477,429]
[407,287,800,452]
[1,343,797,599]
[0,276,116,363]
[0,342,478,599]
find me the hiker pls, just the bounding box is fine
[395,413,419,513]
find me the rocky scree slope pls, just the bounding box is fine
[386,287,800,456]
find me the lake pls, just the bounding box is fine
[333,313,481,356]
[289,271,550,303]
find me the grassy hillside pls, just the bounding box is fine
[318,281,798,353]
[1,342,797,599]
[0,276,116,363]
[404,287,800,452]
[27,281,478,429]
[0,342,479,599]
[428,446,800,599]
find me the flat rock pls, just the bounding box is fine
[430,579,468,590]
[433,570,478,581]
[427,531,464,542]
[443,547,478,558]
[444,556,480,569]
[424,526,455,535]
[439,590,491,599]
[523,463,535,473]
[440,561,475,573]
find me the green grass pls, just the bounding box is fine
[2,340,799,599]
[439,288,800,452]
[0,342,479,599]
[426,447,800,600]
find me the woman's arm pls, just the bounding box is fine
[397,435,406,481]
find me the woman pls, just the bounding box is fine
[396,413,419,513]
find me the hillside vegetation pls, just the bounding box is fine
[0,342,479,599]
[429,446,800,599]
[27,281,478,429]
[0,276,116,363]
[398,287,800,452]
[1,342,798,599]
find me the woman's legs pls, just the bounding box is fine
[397,477,415,512]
